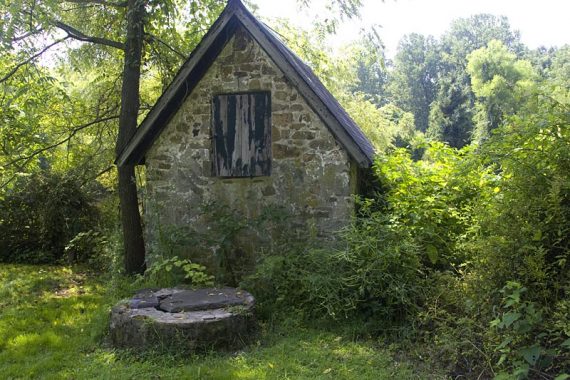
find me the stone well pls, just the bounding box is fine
[110,287,256,351]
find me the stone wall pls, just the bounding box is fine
[143,26,358,270]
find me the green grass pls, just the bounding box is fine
[0,264,437,379]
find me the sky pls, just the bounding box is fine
[253,0,570,58]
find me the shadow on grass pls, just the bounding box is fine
[64,325,419,380]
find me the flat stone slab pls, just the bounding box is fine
[109,287,256,352]
[128,288,184,309]
[158,287,251,313]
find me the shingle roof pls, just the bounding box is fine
[116,0,375,167]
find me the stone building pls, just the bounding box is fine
[116,0,375,269]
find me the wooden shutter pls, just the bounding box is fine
[212,92,271,177]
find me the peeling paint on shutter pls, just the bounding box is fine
[212,92,271,177]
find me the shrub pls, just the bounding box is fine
[0,172,99,264]
[244,207,423,332]
[376,143,485,269]
[135,256,214,289]
[64,230,109,271]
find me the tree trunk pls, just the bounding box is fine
[116,0,146,274]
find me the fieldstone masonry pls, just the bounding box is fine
[143,26,358,265]
[110,287,256,351]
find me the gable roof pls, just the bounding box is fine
[116,0,375,168]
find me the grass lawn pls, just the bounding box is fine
[0,264,439,379]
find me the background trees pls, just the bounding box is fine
[425,14,523,148]
[388,33,439,133]
[467,40,535,143]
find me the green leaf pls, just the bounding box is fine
[520,345,541,366]
[554,374,570,380]
[532,230,542,241]
[497,354,507,366]
[426,245,438,264]
[512,364,530,379]
[501,312,521,328]
[497,336,513,349]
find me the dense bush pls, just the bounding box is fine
[469,87,570,378]
[245,143,481,323]
[391,86,569,378]
[0,172,99,264]
[244,213,422,329]
[377,142,485,269]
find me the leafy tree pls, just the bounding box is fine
[0,0,226,273]
[338,93,416,153]
[296,0,364,34]
[440,14,523,65]
[546,45,570,85]
[377,104,417,148]
[467,40,535,143]
[523,46,558,79]
[342,28,389,106]
[388,33,439,133]
[427,14,523,147]
[426,72,475,148]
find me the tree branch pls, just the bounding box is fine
[0,37,70,84]
[1,115,120,171]
[63,0,127,7]
[145,33,187,59]
[54,20,125,50]
[12,27,44,42]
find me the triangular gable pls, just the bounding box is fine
[116,0,375,168]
